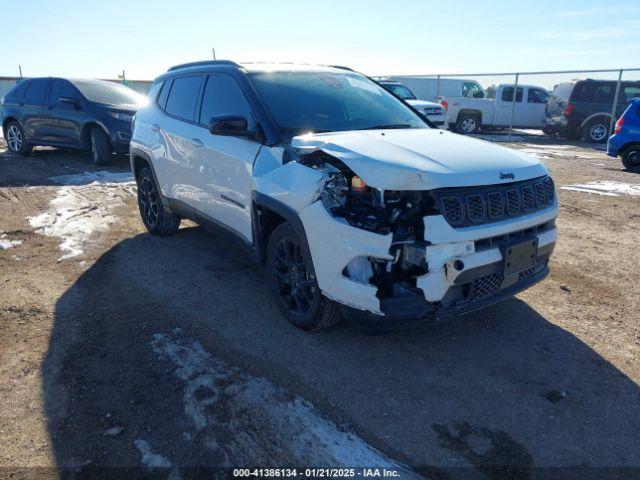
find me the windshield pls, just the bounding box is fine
[249,71,427,138]
[71,80,147,107]
[381,83,416,100]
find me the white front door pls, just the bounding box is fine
[189,73,262,243]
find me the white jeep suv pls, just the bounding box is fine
[130,61,557,331]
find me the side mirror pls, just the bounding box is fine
[208,114,249,136]
[59,96,80,108]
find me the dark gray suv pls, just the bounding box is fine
[1,77,147,164]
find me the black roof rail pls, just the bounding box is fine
[328,65,355,72]
[167,60,240,72]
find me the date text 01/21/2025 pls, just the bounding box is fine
[232,468,403,478]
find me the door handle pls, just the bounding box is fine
[190,138,204,148]
[150,123,160,132]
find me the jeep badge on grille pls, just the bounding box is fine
[500,172,515,180]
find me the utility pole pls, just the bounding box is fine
[18,65,23,78]
[212,48,216,60]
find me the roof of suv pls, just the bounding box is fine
[164,60,353,77]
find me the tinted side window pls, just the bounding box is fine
[502,87,523,102]
[24,79,49,104]
[199,75,254,127]
[50,80,78,106]
[165,76,203,121]
[623,85,640,100]
[572,82,614,102]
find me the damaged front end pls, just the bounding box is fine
[256,140,558,327]
[296,150,441,322]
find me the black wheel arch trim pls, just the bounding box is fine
[252,191,312,266]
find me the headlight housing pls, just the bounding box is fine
[109,111,133,122]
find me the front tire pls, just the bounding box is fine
[136,166,181,235]
[266,222,341,330]
[622,148,640,171]
[582,118,609,143]
[4,121,33,155]
[89,127,111,165]
[456,114,480,134]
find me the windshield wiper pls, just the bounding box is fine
[356,124,414,130]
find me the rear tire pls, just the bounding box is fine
[456,114,480,134]
[266,222,341,331]
[136,166,181,235]
[582,118,609,143]
[89,127,111,165]
[4,121,33,155]
[621,148,640,171]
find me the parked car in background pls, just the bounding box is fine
[377,79,446,126]
[131,60,557,332]
[607,98,640,171]
[441,84,550,134]
[388,76,486,102]
[1,77,147,164]
[545,79,640,143]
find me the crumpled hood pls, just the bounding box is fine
[291,129,548,190]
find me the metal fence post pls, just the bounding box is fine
[508,73,519,141]
[609,69,623,136]
[436,75,441,99]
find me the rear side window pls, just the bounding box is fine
[199,74,254,127]
[158,79,171,108]
[9,80,29,99]
[502,87,523,102]
[147,80,164,103]
[24,78,49,104]
[572,81,614,102]
[165,75,203,121]
[49,79,78,104]
[527,88,549,104]
[551,82,574,101]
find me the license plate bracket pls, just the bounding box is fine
[503,237,538,276]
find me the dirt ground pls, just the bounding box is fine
[0,135,639,479]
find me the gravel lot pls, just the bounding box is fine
[1,135,639,479]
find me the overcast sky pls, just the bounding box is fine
[2,0,639,80]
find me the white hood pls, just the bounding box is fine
[406,99,441,109]
[291,129,548,191]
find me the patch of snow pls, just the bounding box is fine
[0,232,22,250]
[522,143,571,150]
[27,176,136,260]
[472,134,525,142]
[151,332,417,474]
[561,181,640,197]
[50,170,134,186]
[134,439,181,480]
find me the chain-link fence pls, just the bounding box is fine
[387,68,640,142]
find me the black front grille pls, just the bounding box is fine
[467,195,485,223]
[434,176,555,228]
[471,274,503,299]
[441,197,464,225]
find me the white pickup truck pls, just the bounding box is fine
[442,84,550,134]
